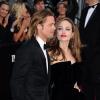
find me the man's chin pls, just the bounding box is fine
[48,35,54,39]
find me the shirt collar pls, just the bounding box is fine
[36,36,46,50]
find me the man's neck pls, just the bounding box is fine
[36,35,46,43]
[37,33,47,42]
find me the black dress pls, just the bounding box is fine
[50,61,84,100]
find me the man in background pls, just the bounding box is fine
[79,0,100,100]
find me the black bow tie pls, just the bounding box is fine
[44,44,49,50]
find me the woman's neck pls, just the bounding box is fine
[0,16,3,25]
[59,14,66,18]
[59,42,76,64]
[59,41,69,51]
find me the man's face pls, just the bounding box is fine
[38,16,56,41]
[35,1,45,11]
[0,4,9,18]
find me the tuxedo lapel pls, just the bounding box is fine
[81,7,89,28]
[86,7,97,27]
[31,37,48,76]
[39,48,48,75]
[46,50,50,77]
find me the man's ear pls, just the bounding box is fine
[37,24,42,30]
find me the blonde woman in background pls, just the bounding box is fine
[9,2,32,63]
[10,2,31,42]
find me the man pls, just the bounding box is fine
[10,9,55,100]
[34,0,45,12]
[0,1,11,99]
[33,0,54,14]
[79,0,100,100]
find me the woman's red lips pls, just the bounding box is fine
[61,35,66,37]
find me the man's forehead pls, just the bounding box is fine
[44,16,55,24]
[47,16,54,19]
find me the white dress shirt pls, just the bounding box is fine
[36,36,48,73]
[84,5,97,27]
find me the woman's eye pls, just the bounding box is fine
[57,28,62,30]
[65,28,70,31]
[57,27,71,31]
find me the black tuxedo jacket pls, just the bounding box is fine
[10,37,50,100]
[79,3,100,84]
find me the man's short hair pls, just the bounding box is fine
[34,0,44,5]
[26,9,54,39]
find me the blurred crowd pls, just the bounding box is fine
[0,0,100,100]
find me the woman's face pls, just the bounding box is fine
[0,4,9,18]
[57,20,73,42]
[57,3,67,15]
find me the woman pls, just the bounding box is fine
[0,1,11,99]
[55,1,68,21]
[9,2,32,62]
[10,2,31,42]
[48,17,84,100]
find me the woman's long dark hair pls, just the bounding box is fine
[48,17,82,62]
